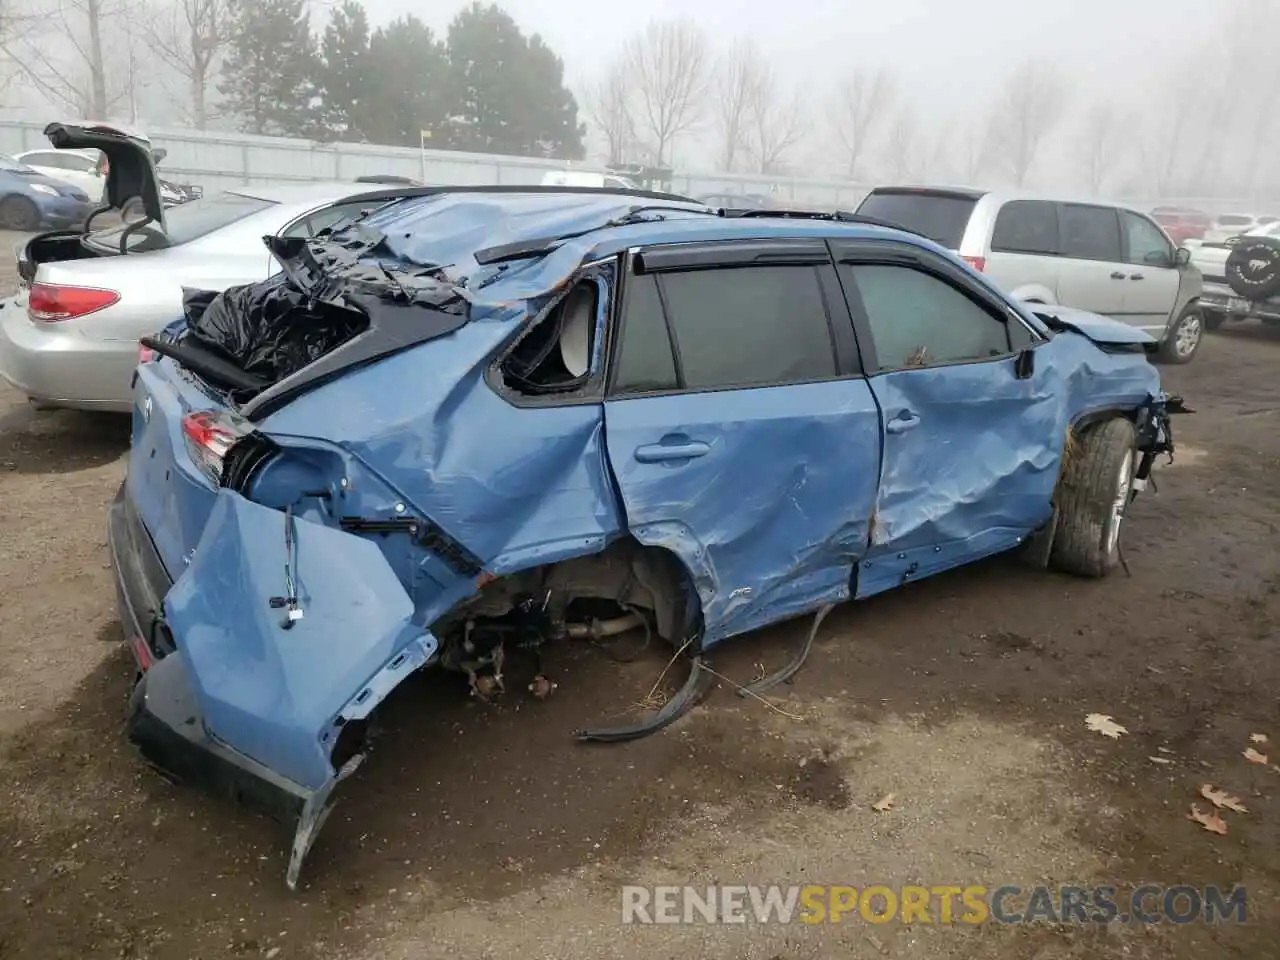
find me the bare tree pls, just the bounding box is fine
[711,36,761,172]
[832,66,895,179]
[744,60,806,175]
[986,61,1067,186]
[1079,103,1124,195]
[883,106,917,181]
[141,0,231,128]
[583,62,636,166]
[13,0,134,118]
[622,18,710,166]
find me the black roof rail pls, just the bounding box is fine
[716,206,932,241]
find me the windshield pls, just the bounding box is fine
[87,191,276,253]
[855,191,979,248]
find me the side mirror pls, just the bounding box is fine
[1175,247,1191,267]
[1014,347,1035,380]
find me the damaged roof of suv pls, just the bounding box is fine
[113,185,1187,890]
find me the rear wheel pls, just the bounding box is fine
[0,195,39,231]
[1158,306,1203,363]
[1050,417,1136,578]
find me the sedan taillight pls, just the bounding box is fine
[27,282,120,323]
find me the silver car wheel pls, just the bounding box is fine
[1174,312,1202,358]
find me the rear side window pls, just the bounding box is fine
[845,264,1013,369]
[611,275,678,394]
[660,266,837,390]
[1058,204,1121,261]
[88,191,276,252]
[991,200,1058,255]
[855,191,978,248]
[610,265,837,394]
[1217,215,1252,226]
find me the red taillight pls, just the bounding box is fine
[962,255,986,273]
[138,342,156,363]
[181,410,241,484]
[27,282,120,323]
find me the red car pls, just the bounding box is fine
[1151,206,1210,246]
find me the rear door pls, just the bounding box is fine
[831,238,1055,598]
[1054,203,1132,319]
[601,240,882,643]
[1118,209,1181,335]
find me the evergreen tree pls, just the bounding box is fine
[219,0,318,137]
[313,0,371,141]
[357,15,451,148]
[443,3,585,159]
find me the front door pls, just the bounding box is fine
[602,246,881,644]
[1119,209,1182,335]
[832,241,1061,598]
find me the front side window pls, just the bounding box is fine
[845,264,1013,369]
[1122,211,1174,266]
[1058,204,1122,261]
[991,200,1058,255]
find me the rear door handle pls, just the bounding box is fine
[886,411,921,434]
[1129,273,1144,280]
[635,439,711,462]
[1110,271,1127,279]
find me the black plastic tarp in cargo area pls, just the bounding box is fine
[182,276,368,385]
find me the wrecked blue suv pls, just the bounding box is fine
[110,187,1184,889]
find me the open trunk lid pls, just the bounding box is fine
[45,120,165,229]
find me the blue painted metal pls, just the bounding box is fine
[602,381,883,643]
[118,190,1170,843]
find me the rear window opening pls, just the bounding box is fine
[498,281,599,396]
[855,190,979,249]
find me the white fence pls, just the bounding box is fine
[0,118,873,208]
[0,117,1272,214]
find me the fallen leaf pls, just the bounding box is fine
[1148,756,1173,765]
[872,794,896,812]
[1085,713,1128,739]
[1250,733,1269,745]
[1244,747,1269,765]
[1200,784,1248,813]
[1157,746,1174,754]
[1187,803,1228,835]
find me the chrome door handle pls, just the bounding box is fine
[1110,271,1126,279]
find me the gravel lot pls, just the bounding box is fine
[1,227,1279,960]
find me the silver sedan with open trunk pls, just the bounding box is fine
[0,122,399,412]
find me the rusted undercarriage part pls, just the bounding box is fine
[431,541,708,738]
[738,602,835,697]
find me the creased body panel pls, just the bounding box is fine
[602,379,882,644]
[858,334,1161,597]
[163,491,437,791]
[258,320,625,576]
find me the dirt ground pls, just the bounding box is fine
[1,229,1278,959]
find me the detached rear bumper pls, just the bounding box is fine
[106,483,331,888]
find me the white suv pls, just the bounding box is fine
[855,187,1206,363]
